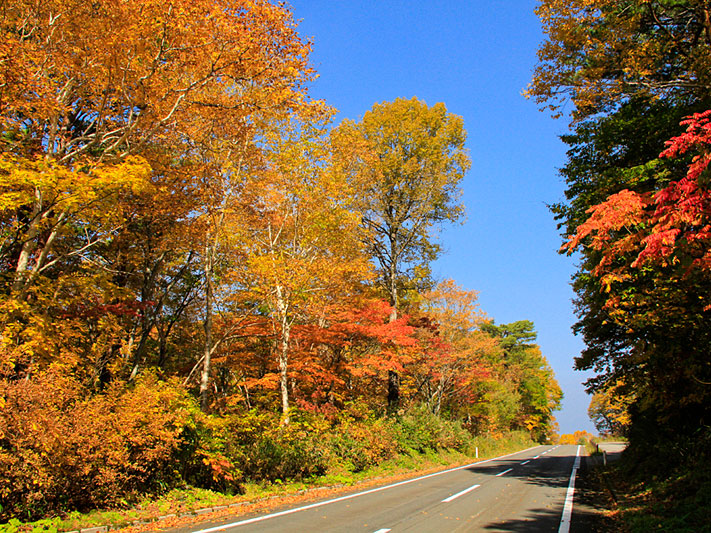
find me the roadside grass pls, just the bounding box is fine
[0,432,536,533]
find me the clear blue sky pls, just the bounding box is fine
[288,0,596,435]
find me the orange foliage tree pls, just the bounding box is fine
[232,119,372,423]
[415,280,496,417]
[332,97,470,413]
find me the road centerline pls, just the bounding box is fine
[441,483,481,503]
[495,468,513,477]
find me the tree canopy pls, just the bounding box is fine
[334,97,469,314]
[528,0,711,120]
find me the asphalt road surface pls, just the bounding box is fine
[169,444,588,533]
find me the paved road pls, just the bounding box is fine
[169,444,587,533]
[595,441,626,461]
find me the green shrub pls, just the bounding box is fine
[206,410,331,483]
[177,409,243,493]
[394,405,470,453]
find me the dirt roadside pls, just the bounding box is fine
[571,447,626,532]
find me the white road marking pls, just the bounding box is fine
[442,483,480,503]
[373,529,391,533]
[533,455,540,459]
[521,460,530,465]
[558,445,582,533]
[190,446,541,532]
[495,468,513,477]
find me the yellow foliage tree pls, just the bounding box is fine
[588,379,633,436]
[236,119,372,423]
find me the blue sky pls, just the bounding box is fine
[288,0,596,434]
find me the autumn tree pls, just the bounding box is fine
[416,279,496,417]
[233,119,372,423]
[294,298,418,414]
[559,430,594,445]
[0,0,318,389]
[1,0,313,292]
[564,111,711,435]
[332,97,470,413]
[546,99,710,437]
[528,0,711,120]
[588,379,633,437]
[531,0,711,461]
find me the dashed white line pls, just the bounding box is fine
[373,529,391,533]
[442,483,481,503]
[495,468,513,477]
[521,460,530,465]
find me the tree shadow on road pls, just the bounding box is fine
[464,456,571,491]
[480,506,562,532]
[474,455,613,532]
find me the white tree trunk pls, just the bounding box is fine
[199,241,214,410]
[275,283,291,425]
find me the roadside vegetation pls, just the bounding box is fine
[558,430,596,447]
[575,430,711,533]
[602,428,711,532]
[1,417,535,533]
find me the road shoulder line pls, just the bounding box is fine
[558,444,582,533]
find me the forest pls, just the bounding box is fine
[0,0,564,522]
[529,0,711,528]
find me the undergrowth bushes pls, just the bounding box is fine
[0,375,535,522]
[395,405,470,453]
[616,425,711,532]
[235,412,331,482]
[329,417,399,472]
[0,372,193,521]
